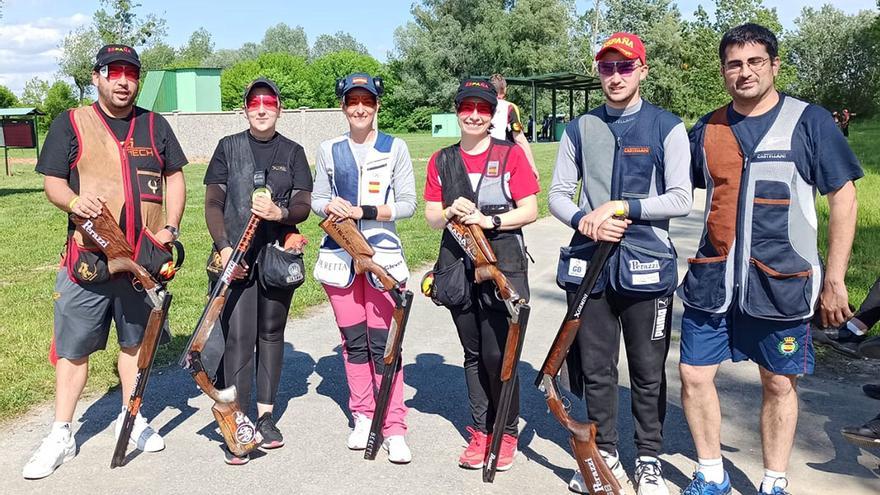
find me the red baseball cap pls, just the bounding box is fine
[595,32,646,64]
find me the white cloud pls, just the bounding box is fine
[0,14,90,96]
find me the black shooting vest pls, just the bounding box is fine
[436,139,530,306]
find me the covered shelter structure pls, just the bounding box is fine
[0,107,45,176]
[470,72,601,142]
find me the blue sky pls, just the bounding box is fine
[1,0,876,95]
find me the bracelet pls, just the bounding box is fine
[442,207,451,221]
[361,205,378,220]
[68,196,80,211]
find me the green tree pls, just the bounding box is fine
[43,82,79,123]
[0,85,18,108]
[20,77,50,109]
[220,52,314,110]
[261,23,309,57]
[176,27,214,67]
[786,5,879,115]
[139,41,176,71]
[93,0,167,46]
[307,51,383,108]
[58,26,102,103]
[390,0,578,129]
[311,31,369,59]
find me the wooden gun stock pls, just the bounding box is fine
[542,375,621,494]
[69,208,171,468]
[180,213,262,457]
[70,209,157,291]
[534,240,618,494]
[320,216,400,291]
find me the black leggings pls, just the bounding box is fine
[450,294,520,436]
[221,270,294,409]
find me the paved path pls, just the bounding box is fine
[2,192,879,494]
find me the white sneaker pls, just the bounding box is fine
[347,412,371,450]
[115,410,165,453]
[568,450,627,493]
[635,457,669,495]
[383,435,412,464]
[22,425,76,479]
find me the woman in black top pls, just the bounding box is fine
[203,78,312,464]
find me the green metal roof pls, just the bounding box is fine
[471,72,601,91]
[0,107,46,117]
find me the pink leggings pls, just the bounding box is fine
[323,274,407,436]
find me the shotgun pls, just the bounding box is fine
[535,240,620,495]
[319,216,414,461]
[179,172,270,457]
[71,208,174,468]
[444,221,530,482]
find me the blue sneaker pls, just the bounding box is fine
[758,483,790,495]
[681,471,731,495]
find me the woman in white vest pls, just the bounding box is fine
[311,73,417,463]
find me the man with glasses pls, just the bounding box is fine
[548,32,691,495]
[24,44,187,479]
[679,23,862,495]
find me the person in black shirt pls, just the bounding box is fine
[24,44,188,480]
[202,78,313,464]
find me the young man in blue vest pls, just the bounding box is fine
[549,32,692,495]
[678,23,862,495]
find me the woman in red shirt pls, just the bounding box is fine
[423,79,539,472]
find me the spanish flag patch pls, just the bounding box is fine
[368,181,381,193]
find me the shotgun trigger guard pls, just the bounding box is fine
[130,277,144,293]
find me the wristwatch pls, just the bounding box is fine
[491,215,502,231]
[164,224,180,241]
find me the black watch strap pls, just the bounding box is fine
[164,224,180,240]
[491,215,502,230]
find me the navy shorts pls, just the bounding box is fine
[53,268,167,360]
[680,306,814,375]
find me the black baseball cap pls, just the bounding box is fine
[454,79,497,110]
[243,77,281,104]
[94,44,140,70]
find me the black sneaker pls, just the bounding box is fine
[256,413,284,449]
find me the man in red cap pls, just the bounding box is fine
[23,43,188,479]
[548,31,691,495]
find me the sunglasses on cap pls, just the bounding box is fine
[246,93,280,112]
[596,60,640,77]
[99,64,140,82]
[457,100,493,117]
[344,93,377,108]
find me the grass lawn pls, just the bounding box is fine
[0,132,561,421]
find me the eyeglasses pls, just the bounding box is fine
[457,100,493,117]
[246,94,280,112]
[100,64,140,82]
[596,60,640,77]
[723,57,770,73]
[345,94,377,108]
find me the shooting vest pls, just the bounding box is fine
[557,101,680,298]
[64,104,166,283]
[679,96,821,321]
[313,132,409,289]
[435,139,530,304]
